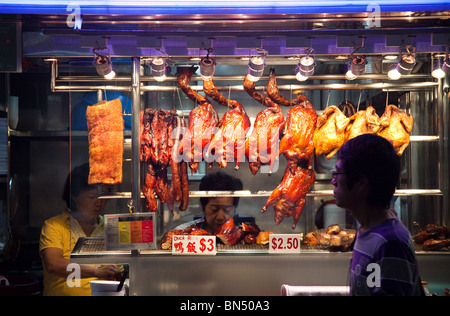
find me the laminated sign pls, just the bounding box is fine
[105,213,156,250]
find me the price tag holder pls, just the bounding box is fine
[172,235,217,255]
[269,234,301,254]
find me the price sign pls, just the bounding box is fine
[269,234,301,254]
[172,235,216,255]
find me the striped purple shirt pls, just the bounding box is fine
[350,218,424,296]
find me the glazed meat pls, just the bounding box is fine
[215,218,243,246]
[177,68,219,172]
[313,105,351,159]
[345,106,381,141]
[267,68,309,106]
[203,79,250,169]
[86,98,124,185]
[279,98,317,172]
[262,165,315,229]
[243,73,286,175]
[377,104,414,156]
[338,100,357,118]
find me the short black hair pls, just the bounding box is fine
[199,171,243,210]
[338,134,400,209]
[62,163,97,210]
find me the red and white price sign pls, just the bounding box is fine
[269,234,301,254]
[172,235,216,255]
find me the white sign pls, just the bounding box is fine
[269,234,301,254]
[172,235,216,255]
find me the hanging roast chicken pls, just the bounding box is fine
[267,68,309,106]
[203,78,250,170]
[177,67,219,172]
[345,106,381,141]
[243,73,286,175]
[313,105,351,159]
[377,104,414,156]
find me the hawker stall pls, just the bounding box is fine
[0,1,449,296]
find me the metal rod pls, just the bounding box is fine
[131,57,140,212]
[52,81,438,93]
[98,189,443,199]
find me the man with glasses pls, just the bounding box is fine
[332,134,423,296]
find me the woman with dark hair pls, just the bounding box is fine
[332,134,423,296]
[39,163,122,296]
[199,171,243,234]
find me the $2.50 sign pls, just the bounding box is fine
[269,234,301,254]
[172,235,216,255]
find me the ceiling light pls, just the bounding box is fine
[345,61,357,80]
[295,55,315,81]
[93,53,115,80]
[199,56,216,80]
[396,53,416,75]
[247,55,266,82]
[442,54,450,74]
[387,63,401,80]
[150,57,167,82]
[431,57,446,79]
[349,55,367,76]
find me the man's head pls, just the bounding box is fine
[336,134,400,209]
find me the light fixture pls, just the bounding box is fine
[247,48,267,82]
[150,57,167,82]
[396,53,416,75]
[295,49,315,81]
[345,61,357,80]
[387,63,401,80]
[349,55,367,76]
[431,57,446,79]
[442,51,450,74]
[93,50,115,80]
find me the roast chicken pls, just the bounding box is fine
[203,79,250,169]
[377,104,414,156]
[338,100,357,118]
[243,73,286,175]
[177,67,219,172]
[313,105,350,159]
[345,106,381,141]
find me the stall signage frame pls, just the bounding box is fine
[104,212,156,251]
[269,234,301,254]
[172,235,217,256]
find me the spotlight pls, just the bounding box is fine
[150,57,167,82]
[396,53,416,75]
[199,56,216,80]
[93,53,115,80]
[345,62,357,80]
[295,55,315,81]
[442,54,450,74]
[432,57,446,79]
[247,55,266,82]
[349,55,367,76]
[387,63,401,80]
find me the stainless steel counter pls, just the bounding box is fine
[71,238,450,296]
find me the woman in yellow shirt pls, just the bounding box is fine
[39,163,122,296]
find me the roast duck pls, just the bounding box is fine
[243,73,286,175]
[203,78,251,170]
[177,67,219,172]
[257,70,318,228]
[413,224,450,251]
[140,108,189,212]
[160,217,262,250]
[86,98,124,185]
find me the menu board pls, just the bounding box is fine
[105,213,156,250]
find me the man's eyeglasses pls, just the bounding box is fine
[331,170,346,179]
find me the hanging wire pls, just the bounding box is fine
[326,89,331,107]
[357,89,362,111]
